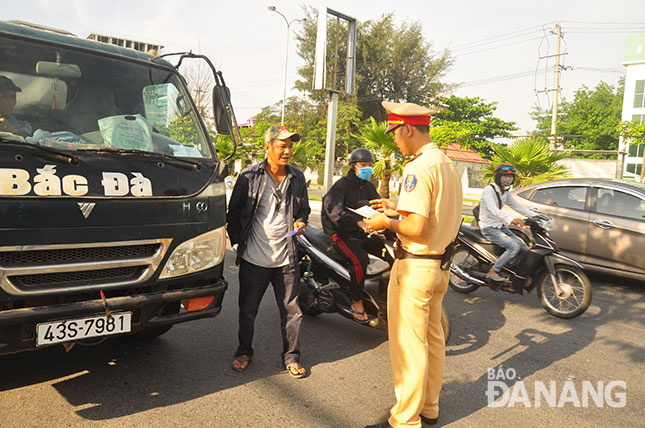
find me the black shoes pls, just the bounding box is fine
[364,422,392,428]
[421,415,438,425]
[364,416,437,428]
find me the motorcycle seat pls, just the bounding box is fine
[303,226,335,253]
[460,224,493,245]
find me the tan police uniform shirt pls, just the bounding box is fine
[396,142,463,255]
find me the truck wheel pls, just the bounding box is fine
[134,301,181,339]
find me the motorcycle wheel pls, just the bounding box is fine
[441,304,451,344]
[537,265,592,319]
[299,278,323,316]
[449,248,480,293]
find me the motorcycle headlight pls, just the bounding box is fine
[159,226,226,279]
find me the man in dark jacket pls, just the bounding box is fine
[227,125,310,378]
[322,148,384,323]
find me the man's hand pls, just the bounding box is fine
[511,218,525,228]
[364,213,389,232]
[294,221,306,236]
[357,220,369,233]
[370,198,398,217]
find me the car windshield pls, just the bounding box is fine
[0,35,212,158]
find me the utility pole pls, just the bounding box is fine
[550,23,563,151]
[536,22,567,150]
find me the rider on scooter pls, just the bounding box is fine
[322,148,384,323]
[479,163,533,283]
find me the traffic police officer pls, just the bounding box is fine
[364,101,463,428]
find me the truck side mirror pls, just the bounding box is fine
[212,86,232,135]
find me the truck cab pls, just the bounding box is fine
[0,21,233,355]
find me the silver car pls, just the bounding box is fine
[506,179,645,282]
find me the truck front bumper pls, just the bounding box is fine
[0,278,227,356]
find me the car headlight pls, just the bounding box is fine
[159,226,226,279]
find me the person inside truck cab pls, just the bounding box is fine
[0,76,32,137]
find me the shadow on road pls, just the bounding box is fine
[444,291,507,357]
[0,249,386,423]
[439,274,643,426]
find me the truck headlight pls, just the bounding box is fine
[159,226,226,279]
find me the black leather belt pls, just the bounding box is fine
[394,240,443,260]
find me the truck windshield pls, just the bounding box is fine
[0,35,213,159]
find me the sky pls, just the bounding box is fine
[4,0,645,135]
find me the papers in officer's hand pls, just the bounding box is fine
[347,205,379,218]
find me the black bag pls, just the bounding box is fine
[472,185,502,223]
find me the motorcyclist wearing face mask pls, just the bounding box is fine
[479,163,533,282]
[322,148,384,322]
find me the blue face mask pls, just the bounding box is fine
[357,166,373,181]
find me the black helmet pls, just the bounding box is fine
[494,163,516,188]
[349,148,374,163]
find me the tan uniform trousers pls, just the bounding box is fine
[387,258,448,428]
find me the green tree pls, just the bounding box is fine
[531,79,624,157]
[353,118,402,198]
[484,138,570,187]
[431,96,517,156]
[294,9,452,120]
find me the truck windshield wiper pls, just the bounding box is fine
[0,137,79,164]
[77,148,202,170]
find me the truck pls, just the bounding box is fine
[0,20,240,355]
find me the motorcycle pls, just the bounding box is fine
[449,214,592,319]
[295,226,451,343]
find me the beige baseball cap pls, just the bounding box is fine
[263,125,301,144]
[382,101,437,133]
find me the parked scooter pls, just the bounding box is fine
[449,215,592,319]
[295,226,451,343]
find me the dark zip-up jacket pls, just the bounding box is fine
[322,169,380,239]
[227,160,310,268]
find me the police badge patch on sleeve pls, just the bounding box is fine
[403,174,417,192]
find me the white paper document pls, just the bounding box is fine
[346,205,379,218]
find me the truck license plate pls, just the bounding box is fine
[36,312,132,346]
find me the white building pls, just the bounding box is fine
[85,33,164,54]
[620,34,645,181]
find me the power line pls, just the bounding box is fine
[569,66,625,74]
[458,69,548,88]
[453,37,543,58]
[450,24,548,50]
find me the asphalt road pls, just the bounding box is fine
[0,212,643,428]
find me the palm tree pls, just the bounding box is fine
[353,118,404,198]
[483,137,570,187]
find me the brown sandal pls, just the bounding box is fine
[232,355,251,372]
[285,362,307,379]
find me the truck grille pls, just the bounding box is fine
[0,239,172,296]
[12,266,146,289]
[0,244,160,267]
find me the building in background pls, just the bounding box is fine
[620,34,645,181]
[85,33,164,54]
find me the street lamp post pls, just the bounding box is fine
[268,5,306,125]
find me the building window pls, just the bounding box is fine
[627,163,643,175]
[632,114,644,124]
[635,80,645,109]
[628,143,644,157]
